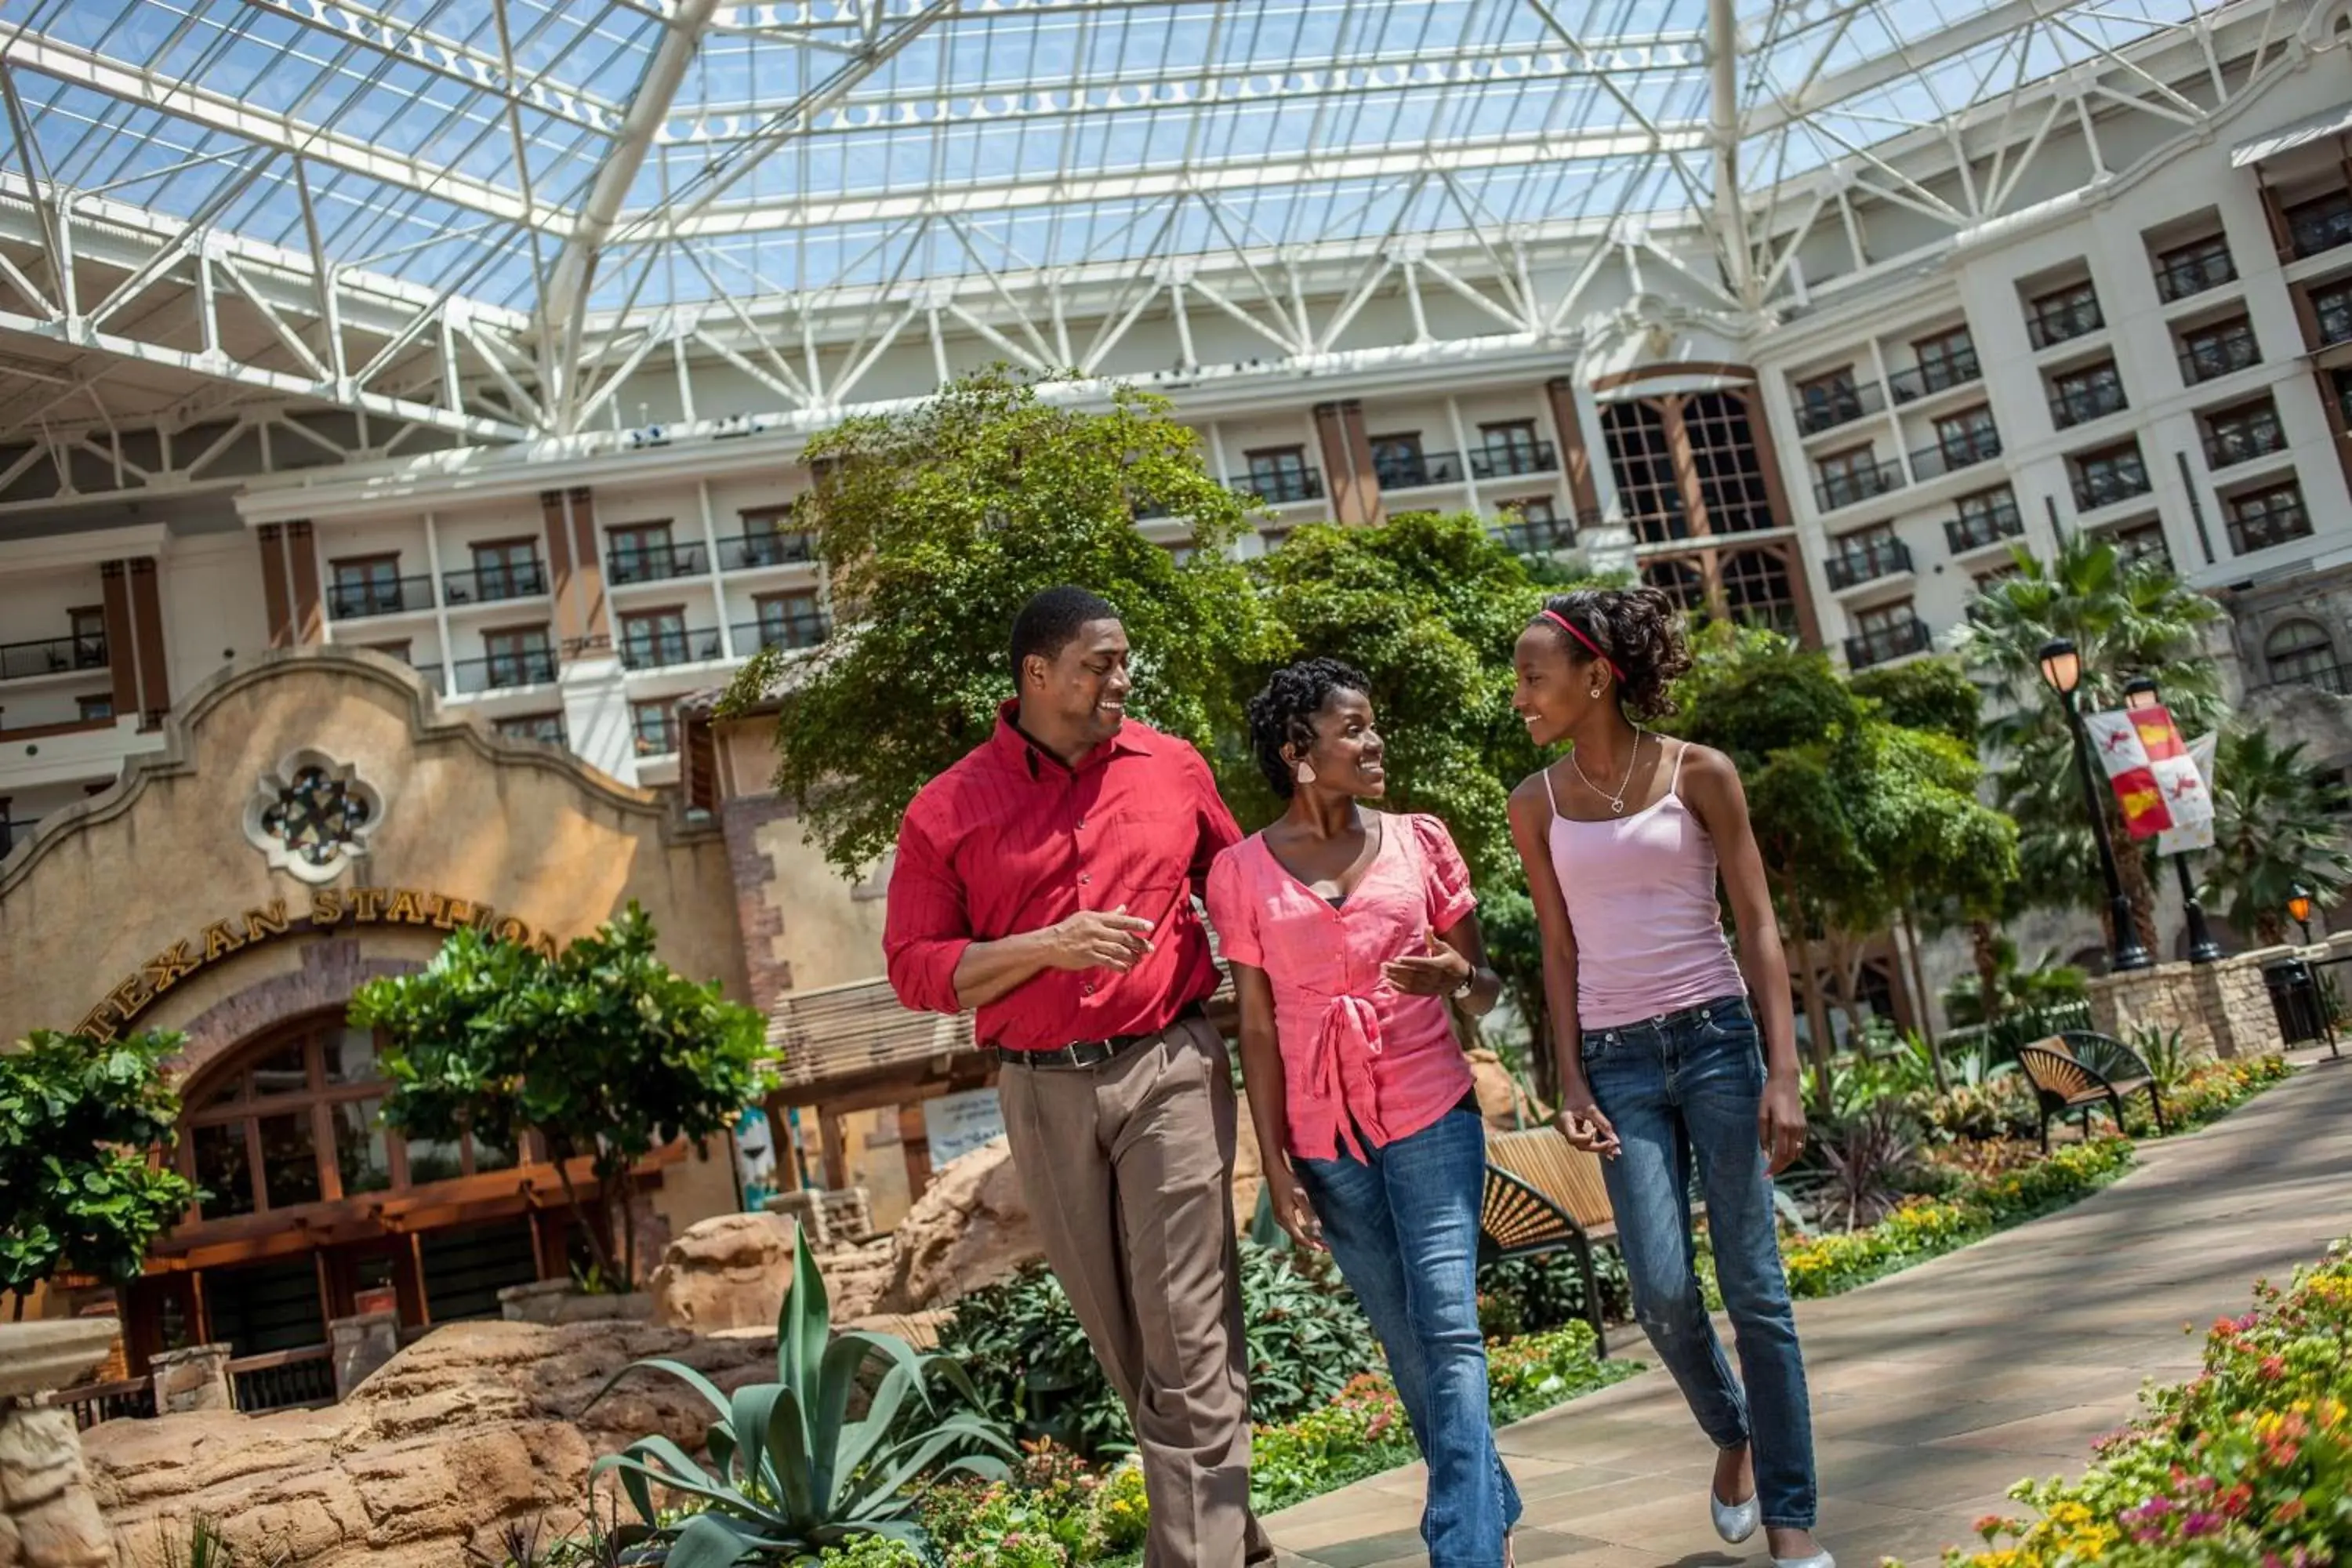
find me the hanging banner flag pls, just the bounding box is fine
[2082,709,2176,840]
[2158,729,2220,857]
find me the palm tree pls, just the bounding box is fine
[1951,532,2225,957]
[2202,727,2352,946]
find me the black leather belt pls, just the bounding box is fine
[993,1004,1202,1072]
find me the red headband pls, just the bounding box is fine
[1540,608,1624,684]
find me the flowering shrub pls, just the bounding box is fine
[1770,1137,2136,1300]
[1944,1240,2352,1566]
[2136,1053,2293,1138]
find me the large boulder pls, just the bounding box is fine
[1468,1047,1549,1130]
[648,1211,800,1332]
[88,1319,777,1568]
[869,1137,1038,1315]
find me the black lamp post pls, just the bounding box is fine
[2122,676,2223,964]
[2288,884,2314,946]
[2039,637,2154,972]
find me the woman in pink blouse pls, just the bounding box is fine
[1206,659,1519,1568]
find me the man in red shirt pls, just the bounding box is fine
[885,586,1271,1568]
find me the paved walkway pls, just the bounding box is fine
[1268,1052,2352,1568]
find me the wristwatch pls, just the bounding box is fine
[1450,966,1478,1001]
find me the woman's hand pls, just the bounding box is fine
[1264,1163,1325,1251]
[1758,1070,1806,1174]
[1555,1094,1621,1160]
[1383,926,1473,996]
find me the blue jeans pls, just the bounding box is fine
[1298,1109,1521,1568]
[1580,996,1817,1530]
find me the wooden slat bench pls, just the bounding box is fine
[1478,1126,1618,1356]
[2016,1031,2166,1151]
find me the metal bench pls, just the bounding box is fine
[2015,1031,2166,1152]
[1478,1125,1618,1355]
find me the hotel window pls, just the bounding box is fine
[1814,445,1886,510]
[330,556,405,617]
[608,523,680,585]
[1933,405,2001,464]
[2200,397,2285,469]
[2314,278,2352,347]
[2048,361,2126,429]
[1721,549,1799,635]
[2025,279,2102,348]
[494,712,567,746]
[631,699,680,758]
[466,539,542,601]
[2335,368,2352,425]
[67,605,107,667]
[1847,601,1927,668]
[2223,481,2311,554]
[2177,316,2259,384]
[1795,366,1868,434]
[619,607,691,669]
[2154,232,2235,303]
[1601,401,1687,543]
[1370,432,1426,489]
[2264,620,2342,694]
[1475,419,1550,478]
[1640,557,1705,614]
[2105,517,2171,569]
[1684,392,1774,533]
[1494,497,1573,556]
[732,506,816,568]
[1244,447,1318,504]
[1947,485,2024,553]
[2069,441,2150,510]
[1909,326,1979,394]
[77,694,113,722]
[755,590,828,652]
[481,626,554,688]
[181,1022,414,1223]
[2285,189,2352,260]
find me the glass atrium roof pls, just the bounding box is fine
[7,0,2214,321]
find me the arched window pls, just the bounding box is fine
[179,1014,522,1225]
[1721,548,1799,636]
[2265,619,2342,694]
[1641,557,1705,614]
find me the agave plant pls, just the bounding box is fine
[588,1223,1014,1566]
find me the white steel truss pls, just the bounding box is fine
[0,0,2334,506]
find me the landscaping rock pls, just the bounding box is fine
[816,1238,895,1321]
[1468,1047,1549,1130]
[648,1210,800,1332]
[870,1136,1040,1314]
[86,1318,777,1568]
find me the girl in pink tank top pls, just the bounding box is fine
[1504,590,1832,1568]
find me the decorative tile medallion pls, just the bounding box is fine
[242,750,383,884]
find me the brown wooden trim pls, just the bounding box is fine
[327,550,401,572]
[540,490,579,644]
[751,586,821,608]
[1543,378,1602,517]
[1733,387,1814,646]
[466,535,542,554]
[257,525,294,649]
[568,486,609,650]
[1588,361,1757,393]
[0,716,119,742]
[285,521,323,644]
[100,561,139,718]
[129,558,169,724]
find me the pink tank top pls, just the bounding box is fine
[1544,740,1747,1029]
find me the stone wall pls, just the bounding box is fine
[0,1320,122,1568]
[2086,949,2288,1059]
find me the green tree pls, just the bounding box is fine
[1951,534,2223,956]
[2202,727,2352,946]
[721,366,1284,879]
[1,1029,198,1317]
[1937,938,2087,1028]
[350,906,767,1290]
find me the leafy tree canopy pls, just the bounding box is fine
[2203,727,2352,946]
[1,1029,198,1308]
[1849,656,1980,746]
[350,905,767,1290]
[722,366,1286,880]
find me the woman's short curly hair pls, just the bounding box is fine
[1531,588,1692,721]
[1247,658,1372,799]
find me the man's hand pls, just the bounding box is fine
[1040,906,1157,973]
[1265,1163,1324,1252]
[1382,926,1472,996]
[1556,1095,1621,1160]
[1759,1070,1806,1175]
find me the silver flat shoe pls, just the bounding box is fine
[1709,1488,1759,1544]
[1772,1552,1835,1568]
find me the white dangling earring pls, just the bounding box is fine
[1295,760,1317,785]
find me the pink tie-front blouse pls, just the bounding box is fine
[1206,813,1479,1163]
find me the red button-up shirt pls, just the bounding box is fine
[884,702,1243,1051]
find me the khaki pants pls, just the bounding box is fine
[996,1014,1274,1568]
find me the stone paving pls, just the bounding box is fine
[1267,1051,2352,1568]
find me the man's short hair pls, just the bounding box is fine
[1009,586,1118,683]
